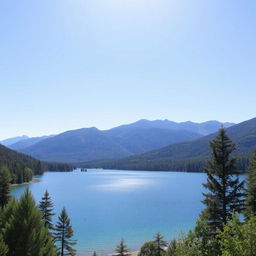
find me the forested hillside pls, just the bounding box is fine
[80,118,256,172]
[0,145,72,184]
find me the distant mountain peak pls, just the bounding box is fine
[14,118,236,163]
[0,135,29,146]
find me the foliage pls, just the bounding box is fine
[39,190,55,230]
[0,234,8,256]
[202,128,245,233]
[54,208,76,256]
[0,144,73,185]
[138,241,158,256]
[114,239,131,256]
[3,188,56,256]
[245,149,256,218]
[218,213,256,256]
[169,218,217,256]
[0,167,11,208]
[153,232,167,256]
[165,240,177,256]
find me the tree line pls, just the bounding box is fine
[0,144,73,184]
[1,128,256,255]
[108,128,256,256]
[83,154,250,174]
[0,169,77,256]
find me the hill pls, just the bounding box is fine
[17,119,233,163]
[20,127,132,162]
[80,118,256,172]
[110,119,234,136]
[0,135,28,146]
[0,144,72,184]
[15,120,232,162]
[9,135,53,151]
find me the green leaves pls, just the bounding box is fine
[54,208,76,256]
[245,149,256,218]
[154,232,167,256]
[138,241,158,256]
[114,239,131,256]
[0,166,11,208]
[3,188,56,256]
[0,234,8,256]
[39,190,55,230]
[218,214,256,256]
[202,128,245,233]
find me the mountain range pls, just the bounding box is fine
[9,135,54,151]
[3,119,234,163]
[0,135,28,146]
[81,117,256,172]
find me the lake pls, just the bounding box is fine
[11,169,207,255]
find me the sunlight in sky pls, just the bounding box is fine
[66,0,175,29]
[0,0,255,138]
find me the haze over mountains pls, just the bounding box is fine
[0,135,28,146]
[2,119,234,163]
[83,117,256,172]
[8,135,54,151]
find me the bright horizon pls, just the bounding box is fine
[1,0,256,140]
[0,118,239,140]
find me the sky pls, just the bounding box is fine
[0,0,256,140]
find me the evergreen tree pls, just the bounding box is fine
[138,241,158,256]
[24,167,33,183]
[202,128,245,232]
[0,234,8,256]
[114,239,130,256]
[245,149,256,218]
[4,188,56,256]
[0,198,16,231]
[0,166,11,208]
[39,190,55,230]
[153,232,167,256]
[174,218,217,256]
[165,240,177,256]
[218,213,256,256]
[54,207,76,256]
[93,251,97,256]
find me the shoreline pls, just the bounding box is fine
[11,179,39,187]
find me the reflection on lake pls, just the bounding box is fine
[11,169,207,255]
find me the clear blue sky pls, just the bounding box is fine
[0,0,255,140]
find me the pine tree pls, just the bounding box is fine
[0,166,11,208]
[202,128,245,233]
[54,207,76,256]
[93,251,97,256]
[39,190,55,230]
[153,232,167,256]
[138,241,158,256]
[245,149,256,218]
[0,234,8,256]
[0,198,17,231]
[114,239,130,256]
[218,213,256,256]
[165,240,177,256]
[4,188,56,256]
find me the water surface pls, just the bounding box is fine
[11,170,207,255]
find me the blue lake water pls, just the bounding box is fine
[11,169,207,255]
